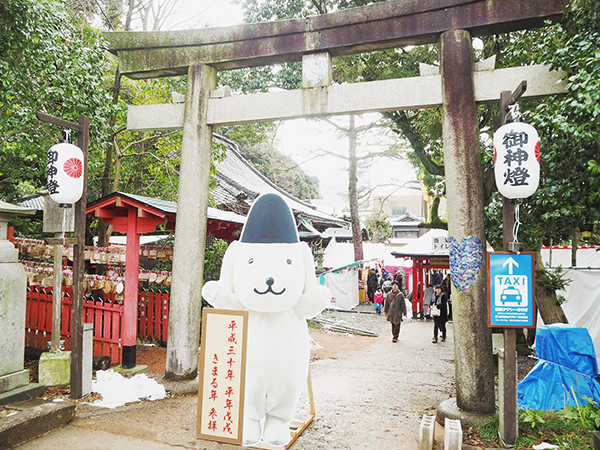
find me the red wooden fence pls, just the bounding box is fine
[25,287,170,364]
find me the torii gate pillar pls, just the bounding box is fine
[166,64,216,380]
[439,29,495,417]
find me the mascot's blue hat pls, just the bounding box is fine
[240,193,299,244]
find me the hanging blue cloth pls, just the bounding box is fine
[518,324,600,411]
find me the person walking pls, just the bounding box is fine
[430,285,448,343]
[384,281,407,343]
[423,284,434,319]
[367,268,378,303]
[374,288,384,314]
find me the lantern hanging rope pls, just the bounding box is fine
[507,104,522,123]
[513,203,521,244]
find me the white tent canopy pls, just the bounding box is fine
[323,237,411,270]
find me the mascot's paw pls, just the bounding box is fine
[242,418,262,447]
[263,415,291,447]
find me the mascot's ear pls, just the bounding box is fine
[301,243,317,294]
[219,241,239,292]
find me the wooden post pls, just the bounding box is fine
[440,29,495,414]
[36,112,89,399]
[71,115,89,398]
[499,82,527,447]
[122,207,140,368]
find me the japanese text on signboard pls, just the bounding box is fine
[198,309,248,444]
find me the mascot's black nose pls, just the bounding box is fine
[266,277,274,286]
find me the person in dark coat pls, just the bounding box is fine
[430,285,448,343]
[367,268,378,302]
[384,281,407,343]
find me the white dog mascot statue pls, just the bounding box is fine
[202,193,331,447]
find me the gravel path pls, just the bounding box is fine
[294,302,456,450]
[18,301,456,450]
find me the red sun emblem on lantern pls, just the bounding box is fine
[63,158,83,178]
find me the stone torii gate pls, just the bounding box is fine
[105,0,568,419]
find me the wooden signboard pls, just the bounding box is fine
[197,308,248,445]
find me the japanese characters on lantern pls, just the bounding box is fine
[198,309,248,444]
[47,142,85,206]
[493,121,540,200]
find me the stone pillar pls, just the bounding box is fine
[166,64,216,380]
[439,29,495,414]
[0,219,28,394]
[82,322,93,396]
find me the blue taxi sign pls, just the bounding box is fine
[488,252,536,328]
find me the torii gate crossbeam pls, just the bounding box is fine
[106,0,567,78]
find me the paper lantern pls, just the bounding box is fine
[493,121,540,200]
[47,142,84,206]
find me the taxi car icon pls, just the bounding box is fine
[500,287,522,305]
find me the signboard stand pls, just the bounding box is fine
[488,251,536,448]
[494,84,527,447]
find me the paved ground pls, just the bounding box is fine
[15,308,457,450]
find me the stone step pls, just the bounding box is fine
[0,400,75,448]
[0,383,45,407]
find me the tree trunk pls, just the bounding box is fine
[348,115,363,262]
[535,250,569,324]
[97,66,122,247]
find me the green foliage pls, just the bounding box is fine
[363,211,391,243]
[0,0,118,202]
[476,409,597,449]
[521,409,546,430]
[537,265,572,296]
[476,415,500,442]
[11,216,44,239]
[484,1,600,251]
[562,396,600,430]
[203,238,228,282]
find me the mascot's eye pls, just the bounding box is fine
[286,259,292,265]
[248,258,254,264]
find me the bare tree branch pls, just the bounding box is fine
[120,149,180,175]
[114,130,178,157]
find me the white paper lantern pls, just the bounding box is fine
[47,142,84,206]
[493,121,540,200]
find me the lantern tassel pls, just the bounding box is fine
[513,203,521,245]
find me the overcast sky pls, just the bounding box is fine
[129,0,422,205]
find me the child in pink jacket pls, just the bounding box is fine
[374,288,384,314]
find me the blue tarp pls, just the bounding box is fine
[518,324,600,411]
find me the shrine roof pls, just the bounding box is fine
[16,194,45,211]
[213,134,347,230]
[87,191,246,225]
[0,199,37,217]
